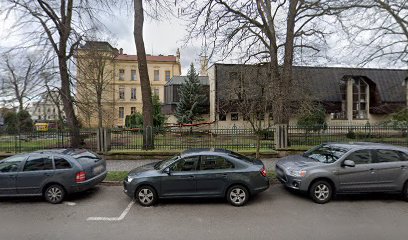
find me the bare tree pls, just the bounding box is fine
[2,0,111,147]
[0,52,47,111]
[336,0,408,66]
[183,0,345,124]
[75,41,116,128]
[221,64,274,157]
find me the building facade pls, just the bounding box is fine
[75,41,182,127]
[208,64,408,128]
[28,91,65,122]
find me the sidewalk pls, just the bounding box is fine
[106,158,278,172]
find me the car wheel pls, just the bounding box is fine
[136,186,157,207]
[44,184,65,204]
[402,181,408,202]
[227,185,249,207]
[309,180,332,204]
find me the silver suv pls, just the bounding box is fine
[276,143,408,203]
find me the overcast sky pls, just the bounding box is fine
[0,6,202,75]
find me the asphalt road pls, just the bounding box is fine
[1,184,407,240]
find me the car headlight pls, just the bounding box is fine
[127,176,133,182]
[289,169,307,177]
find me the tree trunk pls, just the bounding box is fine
[256,133,261,159]
[97,95,103,128]
[58,58,80,147]
[134,0,154,149]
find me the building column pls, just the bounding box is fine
[347,77,354,121]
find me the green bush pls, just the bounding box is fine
[297,104,327,133]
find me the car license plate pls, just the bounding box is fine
[93,165,104,175]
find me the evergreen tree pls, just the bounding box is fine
[125,94,166,128]
[175,63,207,124]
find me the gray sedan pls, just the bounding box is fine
[276,143,408,203]
[124,148,269,206]
[0,149,107,203]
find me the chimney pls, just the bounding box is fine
[199,56,209,76]
[176,48,180,62]
[119,48,123,54]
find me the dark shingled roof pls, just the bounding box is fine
[166,76,209,86]
[293,66,408,103]
[81,41,117,51]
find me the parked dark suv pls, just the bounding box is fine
[0,149,107,203]
[276,143,408,203]
[124,148,269,206]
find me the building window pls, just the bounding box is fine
[119,87,125,100]
[131,69,137,81]
[119,69,125,81]
[38,108,41,113]
[131,88,137,100]
[119,107,124,119]
[47,108,50,113]
[153,88,159,96]
[154,70,160,81]
[353,78,368,120]
[131,107,136,115]
[219,113,226,121]
[165,70,171,81]
[231,113,239,121]
[256,113,265,121]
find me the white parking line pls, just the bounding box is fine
[87,201,135,221]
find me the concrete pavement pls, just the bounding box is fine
[106,158,278,172]
[1,184,407,240]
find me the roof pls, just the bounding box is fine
[166,76,209,86]
[214,64,408,103]
[115,54,177,62]
[292,66,408,103]
[81,41,117,51]
[324,142,408,151]
[181,148,233,156]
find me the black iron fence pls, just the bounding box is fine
[3,124,408,154]
[288,125,408,148]
[110,127,275,151]
[0,129,98,153]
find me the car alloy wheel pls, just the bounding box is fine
[136,186,157,207]
[227,185,249,207]
[310,181,332,204]
[44,185,65,204]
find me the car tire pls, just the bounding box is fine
[44,184,65,204]
[402,181,408,202]
[136,185,157,207]
[309,180,332,204]
[227,185,249,207]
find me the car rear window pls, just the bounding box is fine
[54,157,72,169]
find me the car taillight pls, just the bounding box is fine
[260,167,267,177]
[75,171,86,183]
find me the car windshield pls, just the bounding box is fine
[303,144,350,164]
[154,155,180,170]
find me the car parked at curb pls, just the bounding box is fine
[0,149,107,203]
[276,142,408,204]
[123,148,269,207]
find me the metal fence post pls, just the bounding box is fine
[274,124,288,149]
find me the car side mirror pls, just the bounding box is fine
[163,168,171,175]
[343,160,356,168]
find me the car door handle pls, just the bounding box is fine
[369,168,375,173]
[180,175,195,179]
[43,173,53,177]
[216,173,228,178]
[401,165,407,170]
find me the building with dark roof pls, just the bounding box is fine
[208,63,408,128]
[163,75,210,123]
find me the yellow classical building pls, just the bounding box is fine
[75,41,181,127]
